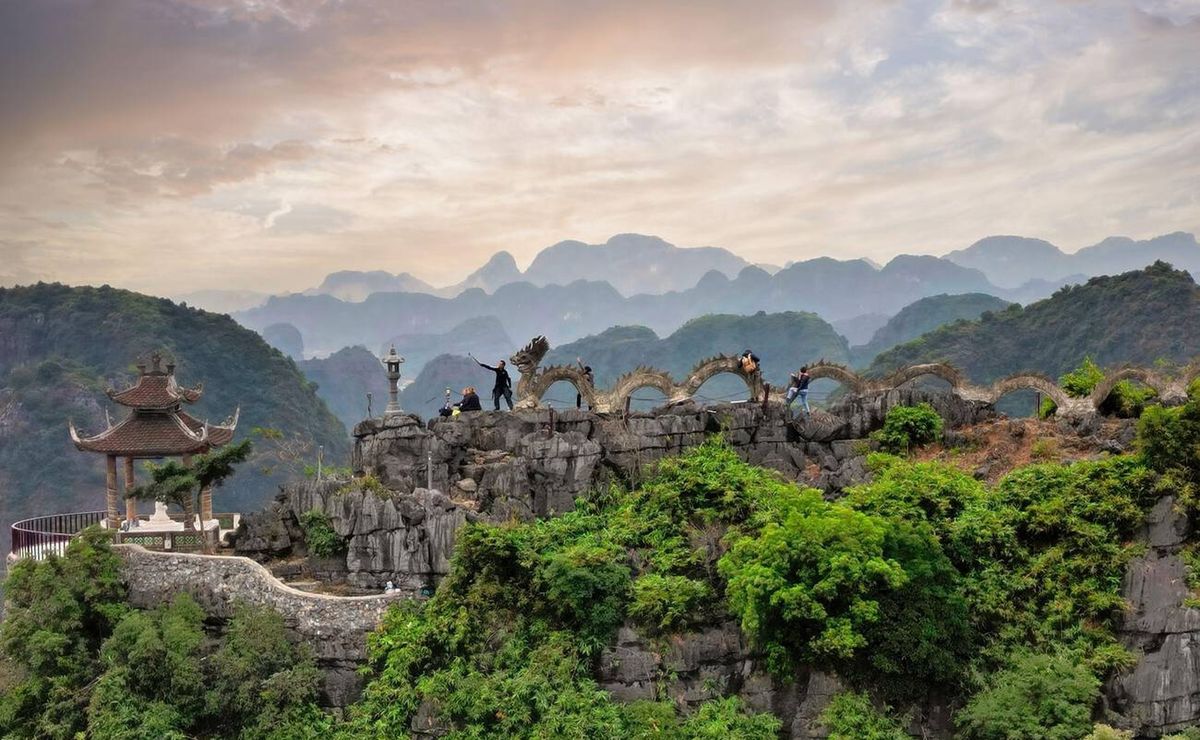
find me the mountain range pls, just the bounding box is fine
[850,293,1012,366]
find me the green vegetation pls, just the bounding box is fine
[957,652,1099,740]
[870,262,1200,382]
[0,529,327,739]
[870,403,943,453]
[300,510,346,558]
[0,283,349,537]
[819,691,908,740]
[1039,356,1158,418]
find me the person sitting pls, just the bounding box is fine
[456,386,482,412]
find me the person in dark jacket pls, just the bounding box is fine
[456,386,482,412]
[470,354,513,410]
[785,366,812,417]
[576,357,594,410]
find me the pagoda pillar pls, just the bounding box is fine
[124,457,137,525]
[200,486,213,526]
[105,455,119,530]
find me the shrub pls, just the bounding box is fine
[628,574,711,633]
[872,403,943,454]
[819,691,908,740]
[1085,725,1133,740]
[299,510,345,558]
[1060,356,1105,397]
[0,527,127,738]
[718,491,910,673]
[1030,438,1060,461]
[957,652,1100,740]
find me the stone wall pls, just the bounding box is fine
[115,544,407,707]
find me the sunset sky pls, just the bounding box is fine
[1,0,1198,295]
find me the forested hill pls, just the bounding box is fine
[0,283,349,549]
[867,262,1200,381]
[545,311,852,389]
[851,293,1012,366]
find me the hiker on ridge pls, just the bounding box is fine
[470,353,513,410]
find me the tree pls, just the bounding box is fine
[129,440,252,550]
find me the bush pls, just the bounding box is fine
[957,652,1100,740]
[872,403,943,454]
[299,510,345,558]
[0,527,127,738]
[718,491,910,673]
[819,691,908,740]
[628,574,711,633]
[1085,725,1133,740]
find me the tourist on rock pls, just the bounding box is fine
[786,366,812,417]
[469,354,514,410]
[457,386,482,412]
[576,357,594,410]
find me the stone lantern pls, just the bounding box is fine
[382,345,405,415]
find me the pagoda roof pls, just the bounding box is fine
[69,407,239,458]
[106,353,203,409]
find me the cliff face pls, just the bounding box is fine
[1111,495,1200,736]
[237,391,990,590]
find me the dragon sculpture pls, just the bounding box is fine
[507,336,1198,418]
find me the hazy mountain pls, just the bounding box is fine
[0,283,349,550]
[945,232,1200,289]
[545,312,852,390]
[867,262,1200,383]
[832,313,891,346]
[299,345,390,432]
[384,316,514,377]
[235,254,1017,359]
[522,234,750,296]
[851,293,1012,366]
[439,251,522,296]
[306,270,436,302]
[260,322,304,360]
[174,289,269,314]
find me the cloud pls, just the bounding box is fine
[0,0,1197,293]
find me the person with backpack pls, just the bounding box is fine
[470,354,513,410]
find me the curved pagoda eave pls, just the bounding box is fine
[68,406,238,458]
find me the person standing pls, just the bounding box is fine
[470,354,513,410]
[576,357,594,410]
[786,366,812,417]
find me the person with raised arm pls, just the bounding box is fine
[469,353,513,410]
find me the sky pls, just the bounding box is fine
[1,0,1198,295]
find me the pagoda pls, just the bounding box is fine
[69,352,239,531]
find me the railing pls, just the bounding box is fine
[9,511,106,561]
[9,511,242,562]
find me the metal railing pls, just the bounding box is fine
[9,511,106,561]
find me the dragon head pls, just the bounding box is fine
[510,335,550,376]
